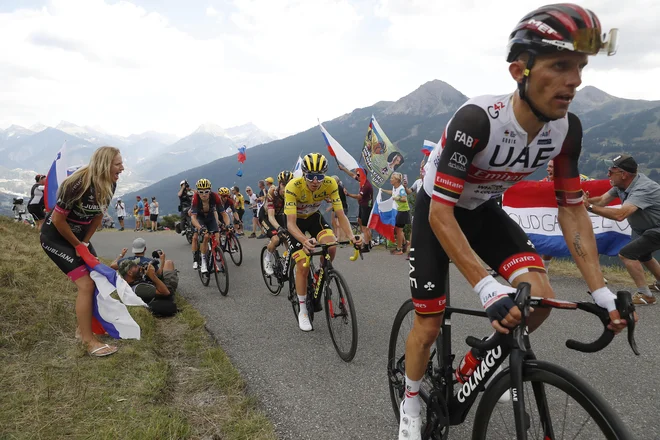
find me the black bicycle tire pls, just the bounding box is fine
[387,299,443,432]
[324,271,358,362]
[214,246,229,296]
[472,360,634,440]
[186,231,193,244]
[228,234,243,266]
[260,246,282,295]
[289,259,300,322]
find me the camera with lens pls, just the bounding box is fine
[152,249,163,259]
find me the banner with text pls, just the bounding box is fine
[502,180,631,257]
[361,115,405,188]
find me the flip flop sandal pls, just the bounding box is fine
[89,344,118,357]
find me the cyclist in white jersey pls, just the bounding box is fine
[398,5,634,439]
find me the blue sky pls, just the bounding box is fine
[0,0,658,138]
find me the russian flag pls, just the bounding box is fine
[237,145,246,163]
[88,262,148,339]
[421,140,436,156]
[368,189,397,242]
[44,141,82,212]
[502,180,631,257]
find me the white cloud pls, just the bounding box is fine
[0,0,658,139]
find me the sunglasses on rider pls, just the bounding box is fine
[198,190,211,194]
[305,173,325,182]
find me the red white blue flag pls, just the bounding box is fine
[368,189,397,242]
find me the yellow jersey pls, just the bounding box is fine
[284,177,343,218]
[234,193,245,210]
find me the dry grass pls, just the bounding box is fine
[547,257,654,286]
[0,216,276,440]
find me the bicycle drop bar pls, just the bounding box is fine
[466,284,639,355]
[302,241,362,268]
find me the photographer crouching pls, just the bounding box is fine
[111,238,179,316]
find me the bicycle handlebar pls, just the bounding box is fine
[301,240,362,268]
[466,283,639,356]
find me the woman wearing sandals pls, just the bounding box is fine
[40,146,124,357]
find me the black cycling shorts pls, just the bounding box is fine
[358,205,371,227]
[259,210,286,238]
[395,211,410,228]
[289,212,333,262]
[28,204,45,220]
[40,217,97,281]
[193,214,219,234]
[236,208,245,220]
[409,192,544,315]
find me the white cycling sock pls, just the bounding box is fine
[639,286,653,297]
[298,295,308,314]
[264,251,272,261]
[402,375,421,417]
[201,254,207,263]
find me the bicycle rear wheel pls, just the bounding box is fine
[213,246,229,296]
[387,299,444,437]
[228,234,243,266]
[261,246,283,295]
[324,271,358,362]
[472,360,633,440]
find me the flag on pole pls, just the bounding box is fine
[421,140,437,156]
[236,168,243,177]
[319,122,365,186]
[237,146,247,163]
[502,180,631,257]
[293,156,303,178]
[44,141,72,211]
[367,189,397,242]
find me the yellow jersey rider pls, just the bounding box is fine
[284,153,362,331]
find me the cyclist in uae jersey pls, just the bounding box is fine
[190,178,221,274]
[284,153,362,332]
[398,5,632,440]
[261,171,293,275]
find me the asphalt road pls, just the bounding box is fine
[95,229,659,440]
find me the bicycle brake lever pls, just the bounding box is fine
[616,291,640,356]
[512,283,532,352]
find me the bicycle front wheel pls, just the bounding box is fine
[213,246,229,296]
[261,246,282,296]
[472,360,633,440]
[228,234,243,266]
[324,271,358,362]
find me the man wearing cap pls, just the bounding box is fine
[114,198,126,231]
[117,258,177,316]
[584,154,660,305]
[110,238,179,296]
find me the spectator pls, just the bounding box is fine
[403,160,426,259]
[232,186,245,235]
[340,166,374,252]
[246,186,259,238]
[150,197,159,232]
[114,240,178,317]
[256,180,267,238]
[178,180,193,234]
[114,197,126,231]
[143,195,151,229]
[39,146,124,357]
[585,154,660,305]
[28,174,46,231]
[135,196,144,231]
[382,172,410,255]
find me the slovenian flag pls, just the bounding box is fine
[293,156,303,178]
[421,140,436,156]
[502,180,631,257]
[44,141,69,211]
[368,189,397,242]
[88,261,148,339]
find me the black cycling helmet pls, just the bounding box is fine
[278,170,293,184]
[507,4,618,122]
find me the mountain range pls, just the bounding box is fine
[3,80,660,219]
[0,120,279,213]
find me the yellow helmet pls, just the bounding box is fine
[301,152,328,175]
[218,187,230,196]
[278,170,293,184]
[196,178,212,190]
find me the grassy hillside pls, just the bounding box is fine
[0,216,276,440]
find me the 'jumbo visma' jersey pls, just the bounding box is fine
[284,177,343,218]
[424,93,583,210]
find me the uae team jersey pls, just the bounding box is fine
[424,93,583,210]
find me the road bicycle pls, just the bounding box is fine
[387,282,638,439]
[287,241,362,362]
[260,231,294,296]
[219,224,243,266]
[194,229,229,296]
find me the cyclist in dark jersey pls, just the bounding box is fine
[261,171,293,275]
[217,187,239,228]
[28,174,46,230]
[398,5,631,439]
[190,178,222,274]
[178,180,193,233]
[40,146,124,357]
